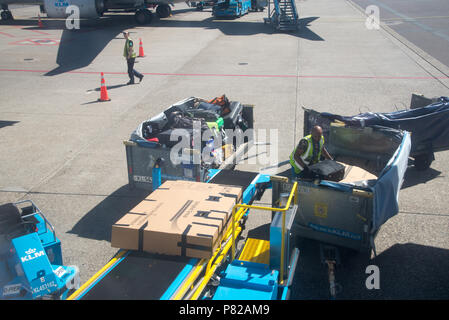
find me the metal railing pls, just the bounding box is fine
[186,205,249,300]
[230,180,298,285]
[14,200,57,243]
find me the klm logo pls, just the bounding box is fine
[21,248,46,263]
[55,0,69,7]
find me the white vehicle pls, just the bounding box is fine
[0,0,186,24]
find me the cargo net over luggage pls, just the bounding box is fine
[130,96,252,169]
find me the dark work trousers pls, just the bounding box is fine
[126,57,143,83]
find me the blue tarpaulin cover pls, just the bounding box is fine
[317,97,449,155]
[371,131,411,232]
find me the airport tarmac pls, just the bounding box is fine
[1,0,448,299]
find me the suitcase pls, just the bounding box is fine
[168,113,209,131]
[156,128,195,148]
[185,108,221,122]
[222,101,243,129]
[197,102,222,114]
[163,97,196,118]
[141,113,169,139]
[308,160,345,182]
[157,127,220,149]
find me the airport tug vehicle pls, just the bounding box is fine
[0,201,79,300]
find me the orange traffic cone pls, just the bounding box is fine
[98,72,111,102]
[138,38,145,57]
[38,14,43,28]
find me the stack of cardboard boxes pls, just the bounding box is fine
[111,181,242,259]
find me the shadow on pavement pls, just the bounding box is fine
[290,239,449,300]
[402,166,443,189]
[154,16,324,40]
[0,120,20,129]
[3,12,323,76]
[68,185,150,242]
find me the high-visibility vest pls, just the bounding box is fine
[290,135,324,174]
[124,38,137,59]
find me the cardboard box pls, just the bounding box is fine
[111,212,149,251]
[339,163,377,183]
[111,181,242,259]
[222,144,234,161]
[110,199,161,251]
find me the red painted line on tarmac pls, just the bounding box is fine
[0,68,447,80]
[0,31,15,38]
[9,38,60,46]
[28,29,51,35]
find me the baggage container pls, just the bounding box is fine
[125,97,254,191]
[303,94,449,170]
[222,101,244,129]
[273,122,411,254]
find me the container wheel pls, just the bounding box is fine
[156,4,172,18]
[135,9,152,25]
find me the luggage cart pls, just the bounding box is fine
[124,97,254,191]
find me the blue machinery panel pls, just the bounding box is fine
[0,201,78,300]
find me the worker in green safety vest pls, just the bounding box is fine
[290,125,333,179]
[123,31,144,85]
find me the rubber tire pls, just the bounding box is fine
[156,4,171,18]
[145,10,153,24]
[135,9,152,25]
[1,11,10,20]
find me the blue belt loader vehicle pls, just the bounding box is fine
[213,0,252,18]
[0,200,79,300]
[67,168,301,300]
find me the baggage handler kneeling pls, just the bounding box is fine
[290,125,333,179]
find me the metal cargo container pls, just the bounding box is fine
[124,98,254,191]
[273,123,411,254]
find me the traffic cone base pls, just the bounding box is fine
[98,72,111,102]
[138,38,145,57]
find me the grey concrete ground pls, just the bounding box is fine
[0,0,448,300]
[352,0,449,69]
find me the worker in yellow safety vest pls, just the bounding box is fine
[123,31,144,85]
[290,125,333,179]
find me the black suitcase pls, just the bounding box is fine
[308,160,345,182]
[156,128,195,148]
[185,108,220,122]
[197,102,222,114]
[222,101,242,129]
[141,118,167,139]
